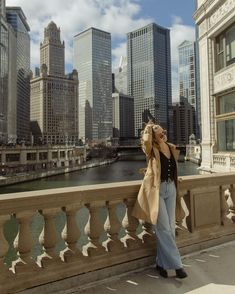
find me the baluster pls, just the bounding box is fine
[103,200,123,252]
[10,211,35,274]
[220,185,231,225]
[121,198,141,248]
[37,208,60,267]
[83,201,105,256]
[0,215,11,293]
[138,220,155,244]
[228,184,235,222]
[60,204,83,262]
[176,189,189,236]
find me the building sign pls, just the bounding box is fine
[214,66,235,93]
[209,0,235,28]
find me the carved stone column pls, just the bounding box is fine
[121,199,141,248]
[0,215,11,293]
[138,220,155,244]
[37,208,60,267]
[103,200,123,252]
[220,185,231,225]
[10,211,35,274]
[176,190,189,236]
[83,202,105,256]
[228,184,235,222]
[60,204,83,262]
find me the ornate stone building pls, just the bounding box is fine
[30,22,79,145]
[194,0,235,172]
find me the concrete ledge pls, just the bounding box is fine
[15,256,155,294]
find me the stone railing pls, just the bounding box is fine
[0,174,235,294]
[213,153,235,171]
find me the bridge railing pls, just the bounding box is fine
[0,173,235,293]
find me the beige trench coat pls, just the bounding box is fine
[132,127,184,225]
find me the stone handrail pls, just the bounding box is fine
[0,174,235,293]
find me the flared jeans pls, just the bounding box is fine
[155,180,183,269]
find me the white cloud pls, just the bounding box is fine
[112,42,127,70]
[6,1,195,101]
[6,0,152,70]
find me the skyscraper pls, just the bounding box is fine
[112,93,134,140]
[0,2,8,144]
[30,22,79,145]
[74,27,112,143]
[40,21,65,77]
[127,23,172,137]
[178,40,196,110]
[6,7,30,144]
[0,0,6,16]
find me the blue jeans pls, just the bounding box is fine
[155,180,183,269]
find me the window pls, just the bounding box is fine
[215,23,235,71]
[216,92,235,115]
[216,91,235,151]
[217,119,235,151]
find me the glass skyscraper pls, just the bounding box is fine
[6,7,30,144]
[178,40,196,110]
[74,27,112,143]
[127,23,172,137]
[0,7,8,144]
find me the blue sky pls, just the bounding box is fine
[142,0,195,26]
[7,0,196,99]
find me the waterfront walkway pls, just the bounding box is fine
[67,241,235,294]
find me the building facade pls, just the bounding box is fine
[74,27,112,143]
[40,21,64,77]
[194,0,235,172]
[6,7,30,144]
[178,40,200,140]
[172,97,196,146]
[112,93,134,140]
[178,40,197,109]
[30,22,79,145]
[0,3,8,144]
[127,23,172,138]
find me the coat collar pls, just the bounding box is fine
[153,142,180,163]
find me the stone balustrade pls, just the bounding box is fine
[0,173,235,293]
[213,153,235,171]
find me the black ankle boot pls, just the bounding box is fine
[156,265,168,278]
[175,268,188,279]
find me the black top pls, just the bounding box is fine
[159,147,176,182]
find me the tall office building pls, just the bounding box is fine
[40,21,64,77]
[0,1,17,145]
[74,27,112,143]
[127,23,172,137]
[112,93,134,140]
[178,40,196,110]
[178,40,200,140]
[30,22,79,145]
[0,1,8,144]
[6,7,30,144]
[172,97,196,145]
[0,0,5,16]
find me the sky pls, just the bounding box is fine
[6,0,196,100]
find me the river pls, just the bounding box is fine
[0,160,199,194]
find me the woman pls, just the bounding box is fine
[132,122,187,279]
